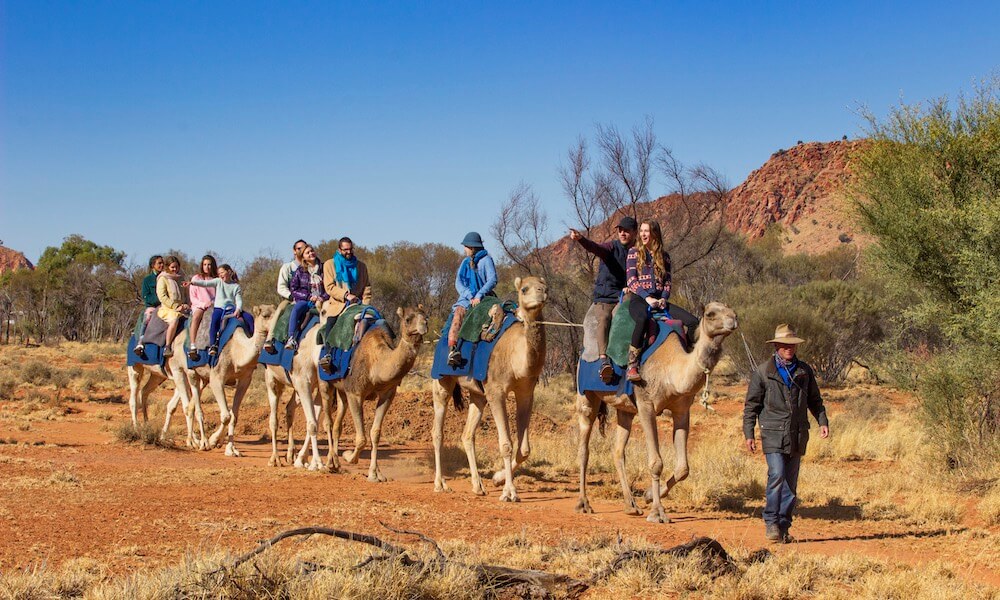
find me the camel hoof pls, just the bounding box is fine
[575,499,594,514]
[368,472,387,483]
[624,505,643,516]
[491,471,505,487]
[342,450,361,465]
[434,481,452,493]
[267,456,280,467]
[472,482,487,496]
[646,507,670,524]
[308,461,322,471]
[224,444,241,458]
[499,486,520,503]
[293,460,305,469]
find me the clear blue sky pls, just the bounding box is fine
[2,1,998,266]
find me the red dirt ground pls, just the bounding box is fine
[0,384,997,589]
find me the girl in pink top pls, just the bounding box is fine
[188,255,218,359]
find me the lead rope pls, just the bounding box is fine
[699,367,715,413]
[740,330,758,371]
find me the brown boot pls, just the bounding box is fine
[625,345,642,382]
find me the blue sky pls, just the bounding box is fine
[2,1,998,265]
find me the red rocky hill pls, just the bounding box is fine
[546,139,865,262]
[0,246,34,275]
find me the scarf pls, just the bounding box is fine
[458,249,488,297]
[334,253,358,289]
[158,271,183,302]
[774,353,798,388]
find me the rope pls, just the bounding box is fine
[537,320,584,328]
[739,331,758,371]
[699,368,715,413]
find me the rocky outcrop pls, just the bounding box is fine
[0,246,34,275]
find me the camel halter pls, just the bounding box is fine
[699,367,715,413]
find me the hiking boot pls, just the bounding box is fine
[447,345,462,368]
[318,353,333,374]
[263,339,276,354]
[133,344,147,359]
[780,528,794,544]
[598,357,615,384]
[187,348,199,361]
[285,339,298,351]
[625,345,642,383]
[765,523,781,542]
[209,345,219,357]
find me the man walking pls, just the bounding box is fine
[569,216,636,383]
[743,323,829,543]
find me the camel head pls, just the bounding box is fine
[514,276,547,313]
[699,301,738,341]
[252,304,277,335]
[396,304,429,342]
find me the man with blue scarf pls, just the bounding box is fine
[743,323,829,543]
[447,232,498,367]
[319,237,372,372]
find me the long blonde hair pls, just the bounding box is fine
[635,221,666,280]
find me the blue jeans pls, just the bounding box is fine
[764,452,801,530]
[288,301,314,340]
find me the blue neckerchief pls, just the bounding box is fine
[775,354,798,388]
[458,249,488,297]
[334,253,358,289]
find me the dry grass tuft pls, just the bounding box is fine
[978,483,1000,525]
[113,421,172,448]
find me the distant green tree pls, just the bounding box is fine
[853,79,1000,468]
[36,234,124,273]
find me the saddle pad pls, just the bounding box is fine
[430,313,518,381]
[141,313,172,348]
[576,319,684,395]
[258,315,319,371]
[457,296,504,342]
[317,342,359,382]
[607,297,684,366]
[184,315,212,350]
[322,304,383,350]
[184,311,255,368]
[126,336,165,367]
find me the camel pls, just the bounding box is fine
[575,301,738,523]
[431,276,547,502]
[328,306,429,482]
[126,305,275,456]
[262,317,334,471]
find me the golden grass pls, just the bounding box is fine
[979,484,1000,526]
[1,534,995,600]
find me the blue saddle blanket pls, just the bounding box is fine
[258,314,320,371]
[126,336,165,367]
[184,311,255,369]
[430,312,519,381]
[576,318,685,395]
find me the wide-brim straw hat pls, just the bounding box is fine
[767,323,806,345]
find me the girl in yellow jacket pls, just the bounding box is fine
[156,256,190,356]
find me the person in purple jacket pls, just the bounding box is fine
[285,244,329,351]
[569,216,637,383]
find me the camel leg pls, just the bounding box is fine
[492,383,535,486]
[660,410,691,498]
[127,367,142,427]
[485,388,518,503]
[161,388,184,442]
[137,372,163,428]
[223,375,252,457]
[367,391,393,482]
[320,382,339,472]
[188,375,208,450]
[636,400,668,523]
[206,374,231,450]
[285,391,298,465]
[462,394,487,496]
[342,393,368,464]
[292,380,322,470]
[331,387,347,467]
[575,392,601,514]
[165,369,192,445]
[265,370,283,466]
[431,379,452,492]
[613,408,642,516]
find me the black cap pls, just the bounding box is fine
[616,216,638,231]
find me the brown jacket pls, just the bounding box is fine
[322,258,372,317]
[742,358,828,455]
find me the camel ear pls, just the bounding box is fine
[397,307,404,318]
[417,303,425,312]
[252,305,262,318]
[514,277,522,290]
[539,277,546,286]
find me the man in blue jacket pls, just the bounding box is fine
[743,324,830,543]
[569,216,636,382]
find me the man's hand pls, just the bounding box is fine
[745,438,756,453]
[819,425,829,438]
[569,228,582,241]
[471,297,481,307]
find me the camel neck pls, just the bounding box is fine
[692,330,725,372]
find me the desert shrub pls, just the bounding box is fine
[20,361,52,385]
[0,380,15,400]
[114,421,169,447]
[979,483,1000,525]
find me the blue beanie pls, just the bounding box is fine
[461,232,485,249]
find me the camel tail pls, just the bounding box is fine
[451,386,465,410]
[597,401,608,437]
